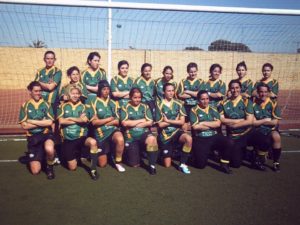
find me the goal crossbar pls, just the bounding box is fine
[1,0,300,15]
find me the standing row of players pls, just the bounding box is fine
[19,50,282,180]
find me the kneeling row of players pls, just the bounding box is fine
[19,80,281,180]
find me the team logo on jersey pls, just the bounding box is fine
[163,150,168,154]
[29,153,35,158]
[28,110,32,113]
[118,84,122,87]
[199,114,203,117]
[65,110,69,113]
[98,109,103,112]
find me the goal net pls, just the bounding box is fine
[0,2,300,133]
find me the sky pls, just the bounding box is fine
[0,0,300,53]
[116,0,300,9]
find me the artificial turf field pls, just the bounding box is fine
[0,132,300,225]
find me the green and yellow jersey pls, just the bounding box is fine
[240,78,253,97]
[133,76,156,102]
[34,66,62,104]
[253,97,281,135]
[219,96,253,139]
[57,101,88,140]
[81,67,107,103]
[120,103,153,142]
[254,78,279,97]
[156,99,186,144]
[19,98,54,136]
[205,79,226,108]
[110,75,134,107]
[177,78,206,106]
[89,97,119,143]
[60,82,88,101]
[190,105,220,138]
[155,78,177,101]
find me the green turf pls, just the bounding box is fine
[0,137,300,225]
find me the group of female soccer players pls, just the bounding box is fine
[19,50,282,180]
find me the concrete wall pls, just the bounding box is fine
[0,47,299,90]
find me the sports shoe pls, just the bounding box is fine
[272,162,280,172]
[115,163,126,172]
[46,165,55,180]
[149,165,157,175]
[253,159,266,171]
[53,157,61,165]
[179,164,191,174]
[90,170,99,180]
[220,163,232,174]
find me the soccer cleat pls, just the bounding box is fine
[272,162,280,172]
[148,165,157,175]
[115,163,126,172]
[179,164,191,174]
[253,159,266,171]
[53,156,61,165]
[90,170,99,180]
[220,163,232,174]
[46,165,55,180]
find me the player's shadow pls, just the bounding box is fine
[18,153,33,173]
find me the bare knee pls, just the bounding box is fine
[185,135,192,146]
[146,136,157,146]
[115,136,124,146]
[68,160,77,171]
[98,155,107,168]
[44,140,55,155]
[272,132,281,143]
[30,162,41,175]
[86,138,97,148]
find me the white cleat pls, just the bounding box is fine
[115,163,126,172]
[179,164,191,174]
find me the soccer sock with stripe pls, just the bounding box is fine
[180,144,191,164]
[147,145,158,166]
[90,148,98,171]
[115,156,122,164]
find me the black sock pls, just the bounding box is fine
[273,148,281,162]
[148,151,158,166]
[180,152,189,164]
[90,153,98,171]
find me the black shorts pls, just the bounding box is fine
[96,130,120,156]
[230,130,255,149]
[159,130,185,158]
[250,130,273,151]
[62,137,88,161]
[27,133,55,162]
[125,131,154,166]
